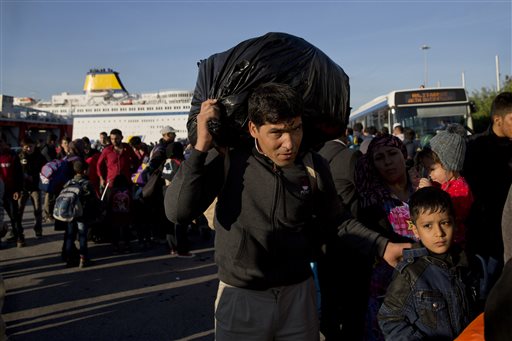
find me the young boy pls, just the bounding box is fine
[378,187,481,340]
[60,161,99,268]
[416,124,473,247]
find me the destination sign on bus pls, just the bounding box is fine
[395,89,467,106]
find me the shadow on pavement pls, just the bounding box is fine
[1,210,218,341]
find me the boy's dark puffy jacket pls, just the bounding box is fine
[378,246,481,341]
[165,147,388,290]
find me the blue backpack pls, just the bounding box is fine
[39,156,78,194]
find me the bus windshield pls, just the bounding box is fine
[349,87,472,136]
[396,104,468,136]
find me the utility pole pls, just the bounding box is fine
[421,45,431,87]
[496,55,501,92]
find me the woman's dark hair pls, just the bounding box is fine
[68,139,86,157]
[409,187,455,223]
[248,83,303,127]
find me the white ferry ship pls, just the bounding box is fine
[15,69,193,143]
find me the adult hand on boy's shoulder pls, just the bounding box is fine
[383,242,413,267]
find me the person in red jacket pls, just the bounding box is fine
[0,138,23,246]
[96,129,140,199]
[96,129,140,248]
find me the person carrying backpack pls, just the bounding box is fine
[138,126,176,243]
[55,160,99,268]
[162,142,194,257]
[49,139,87,260]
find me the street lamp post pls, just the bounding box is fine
[421,45,431,87]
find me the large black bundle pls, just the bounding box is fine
[187,32,350,148]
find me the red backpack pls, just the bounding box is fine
[111,188,131,213]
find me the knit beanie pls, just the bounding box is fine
[429,124,466,172]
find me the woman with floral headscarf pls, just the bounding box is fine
[355,135,416,341]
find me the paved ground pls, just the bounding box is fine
[1,206,217,341]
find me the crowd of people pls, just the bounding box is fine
[0,88,511,340]
[0,125,208,265]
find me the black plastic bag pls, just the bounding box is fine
[188,32,350,148]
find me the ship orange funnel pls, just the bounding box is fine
[83,69,127,93]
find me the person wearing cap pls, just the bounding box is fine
[160,126,177,143]
[143,126,177,176]
[416,124,473,247]
[142,126,187,247]
[392,123,404,141]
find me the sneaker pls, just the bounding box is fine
[170,249,177,256]
[177,252,195,259]
[79,257,91,269]
[43,217,55,224]
[17,239,26,248]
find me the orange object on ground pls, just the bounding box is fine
[454,312,485,341]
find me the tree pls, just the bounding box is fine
[469,75,512,133]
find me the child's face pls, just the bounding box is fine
[422,157,454,185]
[412,209,454,254]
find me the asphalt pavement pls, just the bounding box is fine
[1,205,217,341]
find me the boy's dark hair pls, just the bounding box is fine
[110,129,123,136]
[409,187,455,223]
[73,160,88,174]
[248,83,303,127]
[491,92,512,117]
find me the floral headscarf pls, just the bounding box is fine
[355,135,408,209]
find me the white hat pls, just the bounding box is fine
[160,126,176,135]
[392,123,402,129]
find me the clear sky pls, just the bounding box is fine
[1,0,510,110]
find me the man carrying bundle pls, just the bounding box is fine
[165,83,408,340]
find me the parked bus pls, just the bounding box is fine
[349,87,473,136]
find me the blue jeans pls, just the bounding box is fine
[66,221,88,258]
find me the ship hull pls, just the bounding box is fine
[72,110,189,144]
